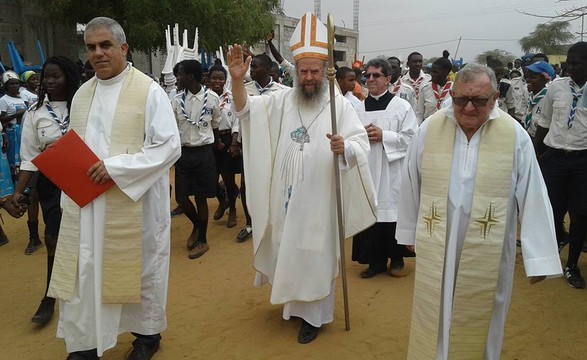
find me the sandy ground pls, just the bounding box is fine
[1,194,587,360]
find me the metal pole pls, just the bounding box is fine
[327,14,350,332]
[454,36,462,59]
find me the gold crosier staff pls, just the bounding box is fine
[327,14,350,331]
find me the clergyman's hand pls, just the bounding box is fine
[88,160,112,185]
[326,133,345,155]
[365,123,383,143]
[227,44,252,83]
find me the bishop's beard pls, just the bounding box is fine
[293,76,327,108]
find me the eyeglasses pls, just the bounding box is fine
[452,97,492,107]
[365,72,385,79]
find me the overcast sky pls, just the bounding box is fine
[282,0,585,63]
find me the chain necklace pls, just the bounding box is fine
[292,100,329,151]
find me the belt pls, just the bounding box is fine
[546,146,587,157]
[218,129,232,136]
[181,144,213,152]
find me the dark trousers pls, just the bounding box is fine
[541,147,587,266]
[352,222,403,268]
[131,332,161,347]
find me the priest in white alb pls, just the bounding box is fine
[47,17,181,360]
[396,63,562,360]
[228,12,376,344]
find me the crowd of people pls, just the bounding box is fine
[0,12,585,360]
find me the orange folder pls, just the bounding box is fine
[32,129,115,208]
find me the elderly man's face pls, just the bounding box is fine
[450,73,499,139]
[296,58,325,96]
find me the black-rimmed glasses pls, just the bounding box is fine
[365,72,385,79]
[452,97,492,107]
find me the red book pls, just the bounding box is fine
[32,129,115,208]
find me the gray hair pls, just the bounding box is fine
[365,58,392,77]
[454,63,497,92]
[84,17,126,45]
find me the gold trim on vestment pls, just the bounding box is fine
[408,110,515,359]
[48,67,152,304]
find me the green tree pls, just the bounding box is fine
[37,0,280,52]
[519,21,574,54]
[475,49,516,65]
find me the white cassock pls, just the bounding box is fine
[57,68,181,356]
[236,89,376,327]
[396,106,562,360]
[354,93,417,221]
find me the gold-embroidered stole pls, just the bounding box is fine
[408,110,515,359]
[48,67,152,303]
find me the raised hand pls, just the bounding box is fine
[266,30,275,42]
[227,44,252,82]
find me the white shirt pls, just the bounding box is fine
[20,99,68,171]
[218,91,239,132]
[510,77,529,121]
[498,78,515,112]
[344,91,361,108]
[417,81,452,124]
[389,78,417,110]
[0,94,26,126]
[20,88,38,106]
[401,70,431,98]
[171,87,220,146]
[525,85,549,138]
[536,77,587,150]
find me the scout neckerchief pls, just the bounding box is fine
[407,75,425,97]
[391,78,402,96]
[432,81,452,110]
[568,81,583,128]
[524,87,547,129]
[219,92,230,110]
[180,86,209,128]
[254,79,275,94]
[45,103,70,134]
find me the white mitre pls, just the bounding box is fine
[289,12,328,62]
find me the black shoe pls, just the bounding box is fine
[298,319,319,344]
[360,266,386,278]
[236,225,252,242]
[25,238,43,255]
[213,201,230,221]
[66,349,100,360]
[125,343,160,360]
[31,297,55,325]
[564,265,586,289]
[582,241,587,253]
[170,206,183,218]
